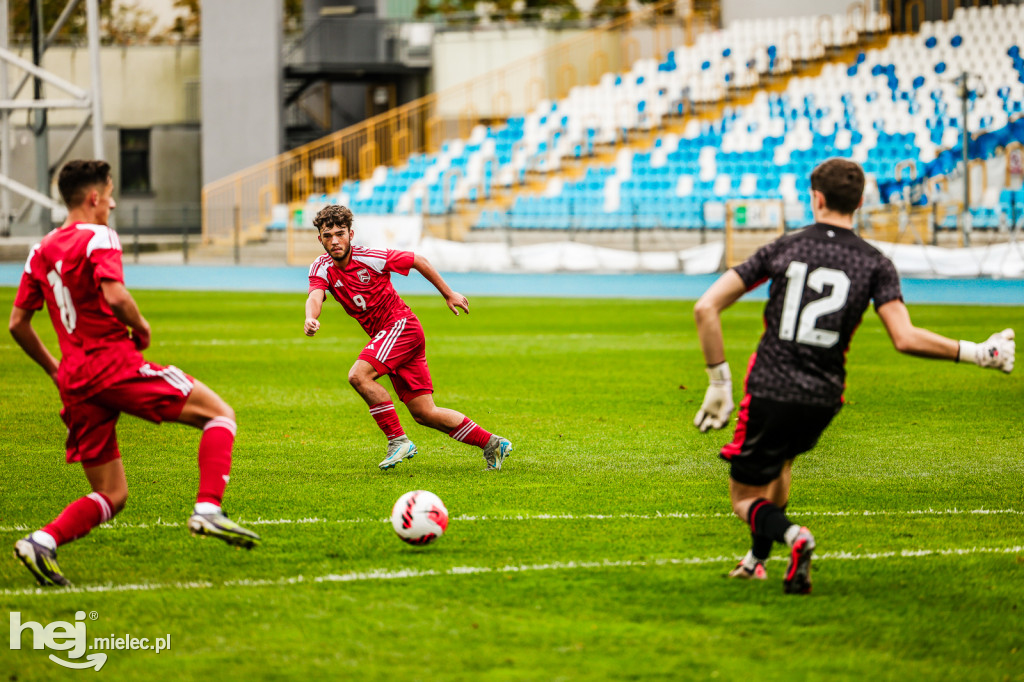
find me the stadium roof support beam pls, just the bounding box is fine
[0,0,103,235]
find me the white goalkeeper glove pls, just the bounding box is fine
[958,329,1015,373]
[694,362,734,432]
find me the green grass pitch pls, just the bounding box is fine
[1,286,1022,680]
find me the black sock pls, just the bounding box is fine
[750,504,785,561]
[748,499,792,545]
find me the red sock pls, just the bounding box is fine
[197,416,235,506]
[369,401,405,440]
[43,492,114,546]
[448,417,492,449]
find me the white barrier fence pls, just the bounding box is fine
[415,236,1024,278]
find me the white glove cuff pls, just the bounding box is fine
[958,340,979,365]
[706,361,731,384]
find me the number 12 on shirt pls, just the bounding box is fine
[778,261,850,348]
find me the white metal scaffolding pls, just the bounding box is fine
[0,0,104,235]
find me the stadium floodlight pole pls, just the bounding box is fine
[31,0,49,234]
[85,0,104,159]
[9,0,83,101]
[0,0,9,237]
[955,71,986,248]
[959,70,971,246]
[0,0,94,232]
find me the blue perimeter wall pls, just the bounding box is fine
[1,264,1023,304]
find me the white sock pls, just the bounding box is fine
[193,502,222,515]
[783,524,802,547]
[31,530,57,551]
[740,550,759,570]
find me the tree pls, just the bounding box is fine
[170,0,303,39]
[103,1,160,44]
[171,0,200,40]
[10,0,89,40]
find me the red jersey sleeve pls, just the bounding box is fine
[13,246,43,310]
[384,250,415,276]
[308,257,330,292]
[83,225,125,286]
[90,248,124,286]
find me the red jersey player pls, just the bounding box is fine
[9,160,259,587]
[303,205,512,471]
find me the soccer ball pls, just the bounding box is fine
[390,490,448,546]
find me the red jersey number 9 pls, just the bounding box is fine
[352,294,368,311]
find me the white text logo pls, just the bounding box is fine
[10,611,172,672]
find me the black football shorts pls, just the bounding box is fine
[720,396,841,486]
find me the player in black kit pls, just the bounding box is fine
[692,158,1015,594]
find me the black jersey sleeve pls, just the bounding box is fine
[732,241,775,290]
[871,255,903,310]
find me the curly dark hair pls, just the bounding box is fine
[57,159,111,208]
[313,204,354,233]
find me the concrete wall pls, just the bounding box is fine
[4,125,200,236]
[201,0,282,184]
[720,0,866,26]
[117,125,202,231]
[433,24,688,118]
[6,45,200,127]
[2,44,202,237]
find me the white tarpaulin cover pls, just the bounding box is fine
[340,216,1024,277]
[417,238,725,274]
[868,240,1024,279]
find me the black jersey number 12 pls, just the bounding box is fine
[778,261,850,348]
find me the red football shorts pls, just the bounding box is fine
[60,362,195,468]
[358,315,433,403]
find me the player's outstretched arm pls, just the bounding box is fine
[877,300,1015,372]
[411,254,468,316]
[8,305,59,382]
[100,279,151,350]
[692,270,747,432]
[305,289,326,336]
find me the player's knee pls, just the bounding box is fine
[347,367,368,390]
[410,409,432,426]
[215,403,236,423]
[107,489,128,515]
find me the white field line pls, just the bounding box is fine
[154,333,604,348]
[3,545,1022,598]
[0,508,1020,533]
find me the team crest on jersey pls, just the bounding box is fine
[357,268,370,284]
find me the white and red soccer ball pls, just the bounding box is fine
[391,490,448,545]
